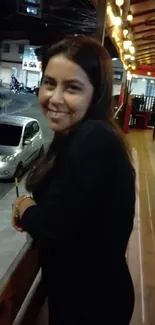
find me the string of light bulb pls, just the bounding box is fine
[115,0,133,21]
[123,40,136,72]
[107,3,136,73]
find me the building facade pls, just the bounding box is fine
[0,40,41,88]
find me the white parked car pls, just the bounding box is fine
[0,115,44,180]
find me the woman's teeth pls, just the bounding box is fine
[48,110,67,119]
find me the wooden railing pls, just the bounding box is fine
[114,103,123,119]
[0,239,46,325]
[114,103,124,128]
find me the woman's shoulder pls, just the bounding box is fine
[71,120,119,149]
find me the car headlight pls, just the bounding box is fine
[2,155,16,162]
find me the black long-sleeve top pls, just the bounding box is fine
[20,120,135,325]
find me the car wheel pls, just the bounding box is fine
[14,163,24,182]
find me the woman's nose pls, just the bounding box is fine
[50,87,64,105]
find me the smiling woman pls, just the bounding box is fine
[12,35,136,325]
[39,55,94,133]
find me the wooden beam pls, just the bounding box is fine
[137,46,155,53]
[130,0,155,15]
[133,9,155,19]
[133,28,155,35]
[136,53,155,60]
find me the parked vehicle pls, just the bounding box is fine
[25,85,37,94]
[19,82,25,91]
[29,62,37,68]
[0,115,44,180]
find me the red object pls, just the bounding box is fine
[118,82,125,107]
[136,115,146,129]
[135,111,150,129]
[123,102,132,133]
[135,65,155,78]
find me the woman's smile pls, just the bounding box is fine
[47,108,69,120]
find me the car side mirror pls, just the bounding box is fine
[23,139,32,146]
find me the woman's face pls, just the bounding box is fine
[38,55,94,133]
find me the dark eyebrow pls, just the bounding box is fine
[43,75,84,87]
[65,79,85,87]
[43,75,55,82]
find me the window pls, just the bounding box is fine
[23,123,33,140]
[18,1,40,16]
[24,0,40,3]
[18,44,24,54]
[3,43,10,53]
[32,122,39,135]
[0,124,22,146]
[26,6,39,15]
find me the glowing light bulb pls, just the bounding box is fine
[115,0,124,6]
[124,54,130,60]
[127,11,133,22]
[113,16,122,27]
[123,40,132,50]
[123,29,129,37]
[147,72,151,76]
[131,56,135,61]
[129,46,135,54]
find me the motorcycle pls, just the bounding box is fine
[25,86,37,94]
[25,85,38,94]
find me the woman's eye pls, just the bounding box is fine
[43,80,55,88]
[67,85,82,92]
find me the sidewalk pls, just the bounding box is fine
[0,180,28,289]
[0,99,12,113]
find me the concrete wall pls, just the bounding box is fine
[0,39,29,63]
[0,40,29,86]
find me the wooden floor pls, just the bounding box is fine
[127,128,155,325]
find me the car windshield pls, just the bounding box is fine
[0,123,22,146]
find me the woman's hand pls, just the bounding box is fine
[12,195,36,232]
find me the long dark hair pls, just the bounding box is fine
[26,35,134,193]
